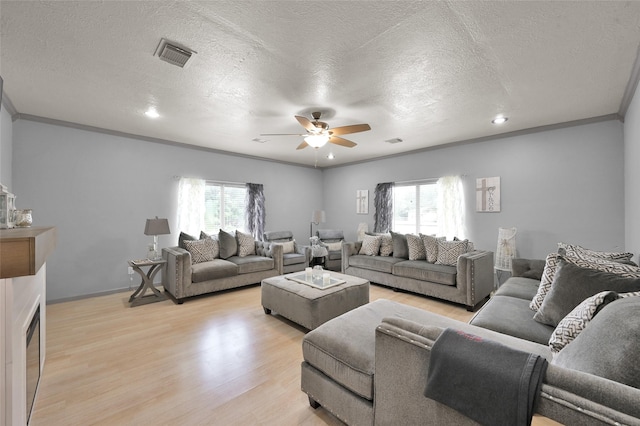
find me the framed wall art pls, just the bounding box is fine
[476,177,500,212]
[356,190,369,214]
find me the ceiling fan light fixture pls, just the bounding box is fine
[304,134,329,148]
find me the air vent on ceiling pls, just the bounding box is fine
[385,138,404,144]
[154,38,196,68]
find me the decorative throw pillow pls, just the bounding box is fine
[280,240,295,254]
[325,241,343,251]
[530,252,640,311]
[236,230,256,257]
[178,231,198,249]
[533,259,640,327]
[218,229,238,259]
[435,240,468,266]
[391,231,409,259]
[420,234,444,263]
[558,242,633,262]
[551,296,640,389]
[359,234,382,256]
[199,231,219,259]
[406,234,426,260]
[378,234,393,256]
[183,238,216,264]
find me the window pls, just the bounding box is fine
[392,180,438,235]
[204,182,247,234]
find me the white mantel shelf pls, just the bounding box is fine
[1,226,56,426]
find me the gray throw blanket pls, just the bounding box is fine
[424,328,547,426]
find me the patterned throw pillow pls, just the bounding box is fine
[236,230,256,257]
[199,231,219,259]
[325,241,343,251]
[548,291,618,353]
[183,238,216,264]
[530,252,640,311]
[558,242,633,262]
[435,240,468,266]
[378,234,393,256]
[406,234,426,260]
[420,234,445,263]
[359,234,382,256]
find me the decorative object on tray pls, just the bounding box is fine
[286,270,346,289]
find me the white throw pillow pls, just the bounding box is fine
[325,241,342,251]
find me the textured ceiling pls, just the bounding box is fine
[2,1,640,167]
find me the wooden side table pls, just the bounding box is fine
[128,259,167,307]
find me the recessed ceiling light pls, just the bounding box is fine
[145,108,160,119]
[327,153,335,160]
[492,115,508,125]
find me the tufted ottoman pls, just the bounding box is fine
[261,271,369,330]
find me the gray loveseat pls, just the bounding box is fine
[301,258,640,425]
[342,239,494,311]
[162,235,282,304]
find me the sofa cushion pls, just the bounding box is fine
[533,260,640,327]
[236,230,256,257]
[470,295,554,345]
[392,260,456,286]
[558,242,634,262]
[349,254,404,274]
[359,234,382,256]
[548,290,619,353]
[178,231,198,249]
[552,296,640,389]
[317,229,344,241]
[435,240,468,266]
[494,277,540,301]
[406,234,426,260]
[218,229,238,259]
[391,231,408,259]
[191,259,238,283]
[183,238,216,264]
[227,255,274,274]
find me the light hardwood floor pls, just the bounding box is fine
[31,283,559,425]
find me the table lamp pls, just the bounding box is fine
[144,217,171,260]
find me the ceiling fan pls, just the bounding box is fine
[261,111,371,150]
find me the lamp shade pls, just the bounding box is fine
[144,217,171,236]
[304,134,329,148]
[495,227,517,271]
[311,210,326,224]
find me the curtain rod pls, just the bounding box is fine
[173,175,245,186]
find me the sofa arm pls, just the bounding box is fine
[257,241,283,274]
[342,241,362,272]
[374,317,640,425]
[162,246,191,300]
[456,250,494,309]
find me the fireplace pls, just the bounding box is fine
[26,305,40,422]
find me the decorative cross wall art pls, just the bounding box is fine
[356,190,369,214]
[476,177,501,212]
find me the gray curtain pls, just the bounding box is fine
[374,182,394,232]
[246,183,265,240]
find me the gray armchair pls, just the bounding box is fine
[263,230,310,274]
[316,229,344,271]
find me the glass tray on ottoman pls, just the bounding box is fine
[286,272,346,290]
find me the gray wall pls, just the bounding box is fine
[12,119,322,301]
[323,119,626,260]
[625,82,640,260]
[7,114,631,301]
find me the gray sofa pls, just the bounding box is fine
[342,240,494,311]
[301,258,640,425]
[162,240,282,304]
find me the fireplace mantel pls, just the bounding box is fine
[1,226,56,426]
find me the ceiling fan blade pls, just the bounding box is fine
[296,141,309,150]
[295,115,317,132]
[329,136,357,148]
[329,123,371,136]
[260,133,306,136]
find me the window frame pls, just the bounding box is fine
[203,181,247,234]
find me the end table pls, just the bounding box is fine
[128,258,167,307]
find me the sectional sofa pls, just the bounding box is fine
[301,254,640,425]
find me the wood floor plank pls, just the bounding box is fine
[30,283,559,425]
